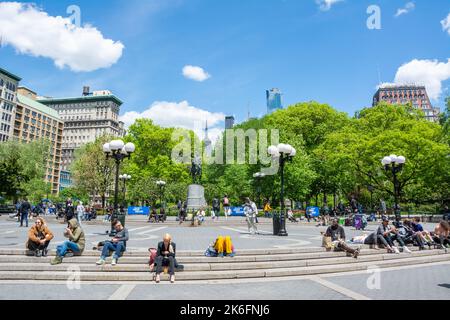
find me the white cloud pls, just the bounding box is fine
[0,2,124,72]
[395,2,415,17]
[385,59,450,101]
[182,65,211,82]
[441,13,450,35]
[315,0,343,11]
[120,101,225,142]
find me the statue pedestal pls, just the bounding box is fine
[186,184,207,211]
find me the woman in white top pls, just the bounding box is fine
[76,201,85,226]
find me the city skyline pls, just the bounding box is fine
[0,0,449,144]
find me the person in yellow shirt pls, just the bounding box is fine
[264,200,272,218]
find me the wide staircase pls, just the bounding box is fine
[0,246,448,282]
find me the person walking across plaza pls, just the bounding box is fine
[51,218,85,265]
[96,219,129,266]
[154,233,177,283]
[76,201,85,226]
[26,217,54,257]
[244,198,259,235]
[264,200,272,218]
[223,195,230,220]
[212,197,220,220]
[19,198,31,228]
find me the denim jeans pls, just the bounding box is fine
[101,241,125,260]
[20,213,28,227]
[56,241,80,257]
[77,212,83,225]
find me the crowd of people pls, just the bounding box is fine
[13,194,450,283]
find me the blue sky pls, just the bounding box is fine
[1,0,449,138]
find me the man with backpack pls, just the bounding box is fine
[244,198,259,235]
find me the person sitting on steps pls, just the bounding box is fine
[96,219,129,266]
[377,217,412,254]
[26,217,54,257]
[431,221,450,252]
[155,233,177,284]
[51,218,85,265]
[323,218,360,258]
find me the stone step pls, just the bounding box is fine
[0,250,444,272]
[0,253,448,281]
[0,247,329,257]
[0,247,426,264]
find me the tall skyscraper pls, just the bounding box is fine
[38,87,125,172]
[266,88,283,114]
[204,121,212,157]
[373,85,440,122]
[225,116,235,129]
[15,87,64,194]
[0,67,20,142]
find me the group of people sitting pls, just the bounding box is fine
[323,216,450,257]
[24,217,183,283]
[148,208,167,223]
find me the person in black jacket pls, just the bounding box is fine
[19,198,31,227]
[65,199,74,221]
[154,233,177,283]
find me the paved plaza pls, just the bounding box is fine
[0,215,449,300]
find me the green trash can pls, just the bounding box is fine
[339,217,345,226]
[273,213,281,235]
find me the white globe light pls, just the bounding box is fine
[284,144,293,155]
[277,144,288,153]
[127,175,132,180]
[110,140,124,151]
[381,157,392,165]
[103,143,111,153]
[397,156,406,164]
[389,154,398,163]
[119,175,123,179]
[290,148,297,157]
[125,142,136,154]
[268,146,279,156]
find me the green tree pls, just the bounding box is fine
[0,140,49,201]
[71,135,115,209]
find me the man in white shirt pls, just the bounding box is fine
[76,201,85,226]
[244,198,259,235]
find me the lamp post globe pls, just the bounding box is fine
[156,180,166,209]
[382,154,406,220]
[268,143,296,237]
[103,139,135,236]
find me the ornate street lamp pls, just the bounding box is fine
[268,143,296,236]
[119,174,131,208]
[156,180,166,209]
[253,172,266,210]
[103,140,135,236]
[381,154,406,219]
